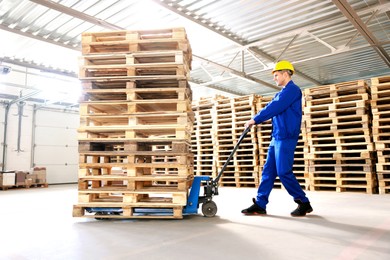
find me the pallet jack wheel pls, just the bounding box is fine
[202,201,217,217]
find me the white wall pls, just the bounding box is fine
[0,103,79,184]
[33,108,79,184]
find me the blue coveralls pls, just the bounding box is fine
[252,80,309,209]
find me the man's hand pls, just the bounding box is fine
[244,119,256,129]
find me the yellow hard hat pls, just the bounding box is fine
[272,60,294,74]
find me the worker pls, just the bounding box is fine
[241,60,313,217]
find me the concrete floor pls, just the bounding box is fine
[1,184,389,260]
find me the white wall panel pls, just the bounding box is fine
[0,102,79,183]
[34,123,78,146]
[38,164,78,184]
[34,109,79,184]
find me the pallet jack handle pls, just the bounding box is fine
[213,127,251,186]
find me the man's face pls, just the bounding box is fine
[273,71,289,87]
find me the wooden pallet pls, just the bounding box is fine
[307,135,372,148]
[78,162,192,175]
[305,128,371,139]
[305,93,369,107]
[371,97,390,110]
[82,79,189,90]
[78,173,192,184]
[81,50,191,68]
[73,204,185,219]
[79,100,192,115]
[82,28,188,42]
[80,112,193,128]
[82,38,191,55]
[78,125,192,140]
[79,74,188,82]
[79,139,190,153]
[191,98,217,177]
[305,114,370,128]
[304,80,368,99]
[376,150,390,163]
[79,63,189,79]
[79,152,193,166]
[304,100,367,116]
[372,120,390,131]
[81,27,192,52]
[309,172,377,193]
[81,28,189,51]
[377,172,390,194]
[81,87,192,102]
[77,187,188,203]
[371,76,390,86]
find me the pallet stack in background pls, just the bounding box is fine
[73,28,194,219]
[191,97,217,177]
[191,76,390,195]
[304,80,377,193]
[230,95,259,187]
[371,76,390,194]
[213,95,259,187]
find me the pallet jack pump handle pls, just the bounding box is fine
[213,127,251,186]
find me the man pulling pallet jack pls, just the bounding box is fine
[242,60,313,217]
[87,61,312,219]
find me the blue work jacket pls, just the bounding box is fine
[253,80,302,140]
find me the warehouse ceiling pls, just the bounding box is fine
[0,0,390,105]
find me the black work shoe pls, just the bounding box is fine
[241,198,267,215]
[291,199,313,217]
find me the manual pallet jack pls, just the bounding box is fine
[87,127,250,218]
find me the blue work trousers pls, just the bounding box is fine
[256,138,309,209]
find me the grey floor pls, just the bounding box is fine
[1,184,389,260]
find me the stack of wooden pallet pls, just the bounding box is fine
[371,76,390,194]
[230,95,260,187]
[211,95,259,187]
[256,96,309,190]
[191,97,217,177]
[73,28,194,219]
[304,80,376,193]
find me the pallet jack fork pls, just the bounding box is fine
[184,127,250,217]
[87,127,250,218]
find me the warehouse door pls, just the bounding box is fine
[33,109,79,184]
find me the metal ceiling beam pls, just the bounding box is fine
[194,55,280,91]
[150,0,286,87]
[0,24,77,50]
[28,0,123,30]
[27,0,257,92]
[1,56,77,78]
[332,0,390,67]
[343,9,378,48]
[10,90,43,105]
[152,0,320,86]
[245,2,390,50]
[151,0,244,47]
